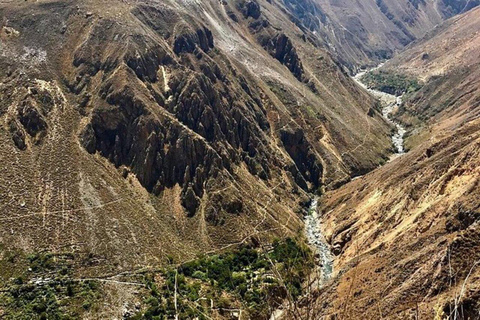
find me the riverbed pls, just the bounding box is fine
[270,199,333,320]
[272,65,408,320]
[353,67,406,158]
[302,66,408,287]
[305,198,333,284]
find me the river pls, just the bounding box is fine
[353,65,406,158]
[305,198,333,284]
[304,65,408,285]
[302,65,407,290]
[270,197,333,320]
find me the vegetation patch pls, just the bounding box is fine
[0,251,102,320]
[1,280,102,320]
[130,238,314,320]
[361,70,422,96]
[0,239,314,320]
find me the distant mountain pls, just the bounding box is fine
[282,0,480,70]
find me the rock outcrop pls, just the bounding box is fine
[263,33,307,82]
[280,127,322,190]
[239,0,262,19]
[173,25,214,55]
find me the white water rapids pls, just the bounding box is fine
[305,198,333,284]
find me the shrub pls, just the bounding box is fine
[191,270,207,281]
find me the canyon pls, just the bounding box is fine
[0,0,479,319]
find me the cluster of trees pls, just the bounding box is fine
[361,70,422,96]
[131,238,314,319]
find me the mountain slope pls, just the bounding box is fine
[0,0,392,297]
[384,6,480,133]
[314,118,480,319]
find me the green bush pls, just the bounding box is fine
[191,270,207,281]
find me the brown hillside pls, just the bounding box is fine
[0,0,391,278]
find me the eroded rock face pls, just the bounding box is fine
[79,57,272,214]
[280,127,323,190]
[181,184,200,216]
[239,0,262,19]
[5,80,60,149]
[81,74,224,209]
[126,45,172,83]
[283,0,327,31]
[445,205,480,232]
[17,100,48,140]
[258,32,308,83]
[173,25,214,55]
[73,5,282,215]
[8,120,27,150]
[0,0,392,222]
